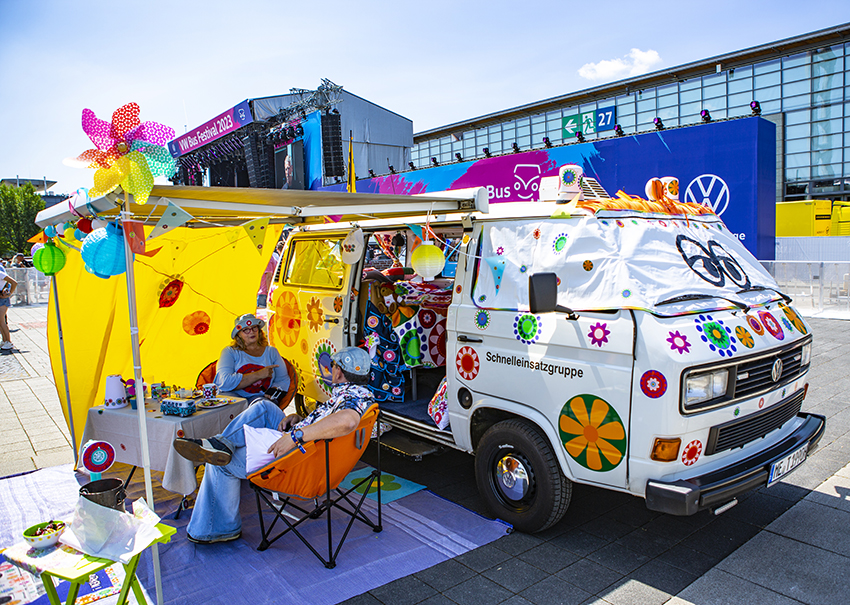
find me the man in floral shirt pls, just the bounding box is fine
[174,347,374,544]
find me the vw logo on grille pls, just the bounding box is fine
[771,358,783,382]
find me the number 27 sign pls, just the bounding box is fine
[562,106,617,137]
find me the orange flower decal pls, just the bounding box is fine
[333,295,343,313]
[273,291,301,347]
[182,311,211,335]
[780,303,807,335]
[559,394,626,472]
[306,296,324,332]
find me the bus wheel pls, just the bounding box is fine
[475,419,571,533]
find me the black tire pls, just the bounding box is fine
[475,419,571,533]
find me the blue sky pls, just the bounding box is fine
[0,0,846,194]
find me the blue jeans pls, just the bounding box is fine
[187,400,285,541]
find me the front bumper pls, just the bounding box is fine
[645,412,826,516]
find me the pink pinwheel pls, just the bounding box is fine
[73,102,177,205]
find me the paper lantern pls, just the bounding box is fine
[81,222,126,277]
[44,225,57,238]
[74,229,86,241]
[33,242,66,276]
[411,241,445,281]
[77,217,93,234]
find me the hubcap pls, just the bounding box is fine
[495,454,530,502]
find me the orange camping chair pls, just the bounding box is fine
[196,358,298,409]
[247,403,382,568]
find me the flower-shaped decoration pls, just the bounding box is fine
[456,346,480,380]
[356,473,403,495]
[559,394,626,472]
[552,233,569,255]
[758,310,784,340]
[475,310,491,330]
[496,246,504,256]
[640,370,667,398]
[75,103,177,205]
[299,339,308,355]
[694,314,737,357]
[583,260,593,272]
[533,228,541,239]
[306,297,324,332]
[158,277,184,308]
[333,295,343,313]
[313,340,337,395]
[735,326,754,348]
[682,440,701,466]
[666,331,691,354]
[273,291,301,347]
[782,317,794,333]
[513,313,542,345]
[183,311,211,336]
[747,315,764,335]
[780,303,807,335]
[587,322,610,347]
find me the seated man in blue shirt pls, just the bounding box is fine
[214,313,290,404]
[173,346,374,544]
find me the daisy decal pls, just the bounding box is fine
[583,260,593,272]
[456,346,480,380]
[306,296,324,332]
[735,326,755,348]
[746,315,764,335]
[513,313,543,345]
[666,331,691,354]
[587,322,610,347]
[558,394,626,472]
[182,311,211,336]
[475,309,491,330]
[496,247,504,256]
[758,310,784,340]
[780,303,807,335]
[533,228,541,239]
[694,314,737,357]
[333,295,343,313]
[640,370,667,398]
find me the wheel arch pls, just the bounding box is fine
[469,400,576,481]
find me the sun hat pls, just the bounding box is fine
[231,313,266,339]
[331,347,371,376]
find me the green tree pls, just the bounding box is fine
[0,183,46,255]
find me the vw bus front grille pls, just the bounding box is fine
[705,390,804,455]
[734,346,804,399]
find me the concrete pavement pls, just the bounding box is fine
[2,304,848,605]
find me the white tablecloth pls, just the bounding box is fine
[79,397,248,495]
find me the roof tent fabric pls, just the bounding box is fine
[48,223,282,451]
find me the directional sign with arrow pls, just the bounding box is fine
[562,106,617,138]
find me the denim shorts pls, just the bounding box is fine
[0,298,9,308]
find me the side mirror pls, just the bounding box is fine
[529,272,558,313]
[529,273,579,320]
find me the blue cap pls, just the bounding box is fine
[331,347,371,376]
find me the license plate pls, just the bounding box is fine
[768,443,808,486]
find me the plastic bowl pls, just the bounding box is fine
[23,520,66,549]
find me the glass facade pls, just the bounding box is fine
[411,42,850,201]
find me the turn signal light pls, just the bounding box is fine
[651,437,681,462]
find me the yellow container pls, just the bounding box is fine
[776,200,832,236]
[831,202,850,236]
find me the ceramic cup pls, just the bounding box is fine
[202,383,217,399]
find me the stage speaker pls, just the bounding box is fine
[321,112,345,177]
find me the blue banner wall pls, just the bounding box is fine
[321,117,776,260]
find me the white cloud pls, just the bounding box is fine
[578,49,662,82]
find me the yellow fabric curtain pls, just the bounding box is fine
[48,224,283,452]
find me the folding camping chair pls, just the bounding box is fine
[247,403,382,569]
[196,358,298,409]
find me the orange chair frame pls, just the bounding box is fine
[247,404,382,568]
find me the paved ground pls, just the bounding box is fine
[2,304,849,605]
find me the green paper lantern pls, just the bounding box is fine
[33,242,66,276]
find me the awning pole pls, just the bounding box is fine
[50,275,77,464]
[121,191,164,605]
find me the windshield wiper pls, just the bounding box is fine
[737,285,791,304]
[657,293,749,312]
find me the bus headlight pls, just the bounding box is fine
[801,342,811,366]
[684,369,729,408]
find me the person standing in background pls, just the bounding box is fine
[0,264,18,350]
[257,241,284,308]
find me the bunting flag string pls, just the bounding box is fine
[241,217,270,254]
[148,200,193,240]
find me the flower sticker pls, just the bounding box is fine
[780,303,807,335]
[496,247,504,256]
[735,326,754,348]
[583,260,593,271]
[456,346,480,380]
[313,340,337,395]
[781,317,794,333]
[694,314,737,357]
[182,311,211,336]
[520,265,528,273]
[274,291,301,347]
[682,440,702,466]
[587,322,610,347]
[747,315,764,335]
[333,295,343,313]
[758,310,784,340]
[514,313,542,345]
[622,289,632,298]
[616,220,624,228]
[552,233,569,254]
[366,316,379,329]
[158,277,184,308]
[640,370,667,398]
[419,308,437,329]
[559,394,626,472]
[533,228,541,239]
[475,309,491,330]
[666,331,691,354]
[306,297,324,332]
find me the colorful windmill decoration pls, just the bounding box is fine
[72,102,177,205]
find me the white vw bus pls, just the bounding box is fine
[267,170,824,533]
